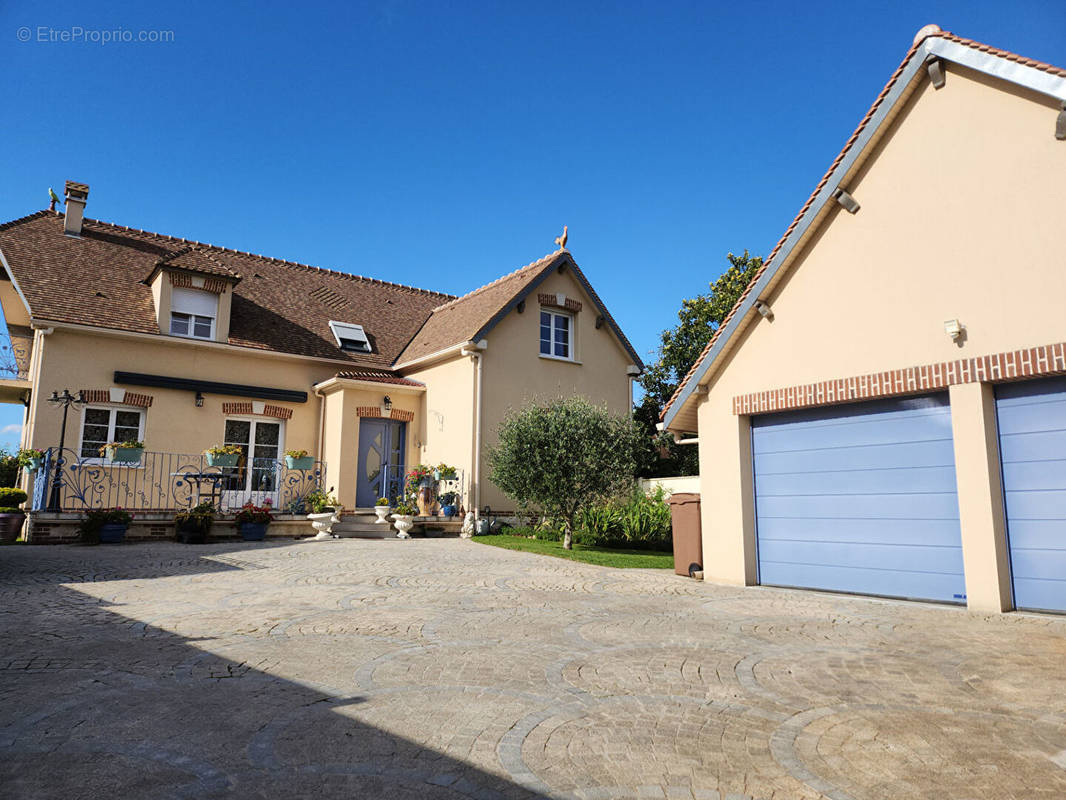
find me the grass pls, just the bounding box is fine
[473,534,674,569]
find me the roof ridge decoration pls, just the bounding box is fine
[660,27,1066,429]
[431,249,567,312]
[78,215,457,300]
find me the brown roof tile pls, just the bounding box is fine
[0,210,453,368]
[334,369,425,387]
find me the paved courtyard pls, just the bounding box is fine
[1,538,1065,799]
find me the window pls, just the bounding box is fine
[170,288,217,340]
[220,418,283,498]
[79,406,145,460]
[328,320,371,353]
[540,310,572,359]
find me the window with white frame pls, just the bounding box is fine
[170,287,218,340]
[539,310,573,359]
[79,406,145,459]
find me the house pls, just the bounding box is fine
[0,184,642,526]
[661,26,1066,614]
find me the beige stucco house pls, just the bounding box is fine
[662,27,1066,614]
[0,184,642,520]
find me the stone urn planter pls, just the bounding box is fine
[307,509,340,540]
[374,505,391,524]
[392,513,414,539]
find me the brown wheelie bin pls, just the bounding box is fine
[667,493,703,578]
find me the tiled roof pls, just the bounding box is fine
[154,246,241,280]
[0,210,453,368]
[396,249,643,368]
[397,250,567,364]
[661,28,1065,423]
[334,370,425,387]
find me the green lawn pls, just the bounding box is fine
[473,534,674,569]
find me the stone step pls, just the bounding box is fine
[333,517,397,539]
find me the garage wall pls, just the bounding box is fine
[693,65,1066,597]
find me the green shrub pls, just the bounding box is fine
[0,487,28,511]
[78,507,133,544]
[577,486,672,551]
[0,451,19,488]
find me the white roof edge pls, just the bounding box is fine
[662,36,1065,431]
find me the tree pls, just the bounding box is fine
[488,397,642,549]
[637,250,763,477]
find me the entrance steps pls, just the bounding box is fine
[333,512,395,539]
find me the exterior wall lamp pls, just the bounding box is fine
[383,395,393,417]
[195,391,205,408]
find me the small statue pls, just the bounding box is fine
[460,512,475,538]
[554,225,568,249]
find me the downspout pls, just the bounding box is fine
[313,384,326,469]
[460,340,487,518]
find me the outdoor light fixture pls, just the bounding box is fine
[195,391,205,408]
[754,300,774,320]
[46,389,86,512]
[944,319,963,342]
[383,395,393,415]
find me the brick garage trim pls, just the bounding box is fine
[538,293,582,313]
[355,406,415,422]
[220,402,293,420]
[80,389,154,407]
[733,342,1066,415]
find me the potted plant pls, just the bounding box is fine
[374,496,391,523]
[101,440,144,465]
[17,448,45,473]
[175,501,216,544]
[305,487,341,539]
[79,507,133,544]
[285,449,315,470]
[405,465,435,494]
[391,497,415,538]
[434,462,457,481]
[0,487,28,543]
[439,491,458,518]
[205,444,242,468]
[234,499,273,541]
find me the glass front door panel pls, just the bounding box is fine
[221,419,282,508]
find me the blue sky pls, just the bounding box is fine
[1,1,1063,449]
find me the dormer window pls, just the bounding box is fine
[170,288,218,340]
[329,320,371,353]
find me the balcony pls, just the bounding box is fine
[28,448,327,513]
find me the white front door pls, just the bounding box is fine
[221,418,283,509]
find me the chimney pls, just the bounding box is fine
[63,181,89,237]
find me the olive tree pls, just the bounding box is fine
[488,397,642,549]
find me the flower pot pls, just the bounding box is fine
[107,446,143,465]
[238,522,268,541]
[98,523,127,544]
[206,452,240,468]
[438,469,457,481]
[441,504,457,518]
[176,517,212,544]
[0,511,25,543]
[392,513,414,539]
[419,476,434,489]
[307,510,340,540]
[374,506,391,523]
[285,455,315,470]
[22,457,42,473]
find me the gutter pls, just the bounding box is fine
[459,340,488,517]
[393,341,475,372]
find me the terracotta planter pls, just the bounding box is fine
[0,512,24,543]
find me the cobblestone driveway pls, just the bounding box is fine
[2,539,1065,799]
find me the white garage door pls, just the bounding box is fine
[752,394,966,603]
[996,377,1066,613]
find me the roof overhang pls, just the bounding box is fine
[0,377,31,405]
[313,376,426,395]
[661,33,1066,434]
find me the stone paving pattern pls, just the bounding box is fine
[2,538,1065,799]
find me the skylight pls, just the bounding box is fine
[329,320,371,353]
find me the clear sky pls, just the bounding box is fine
[1,0,1063,449]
